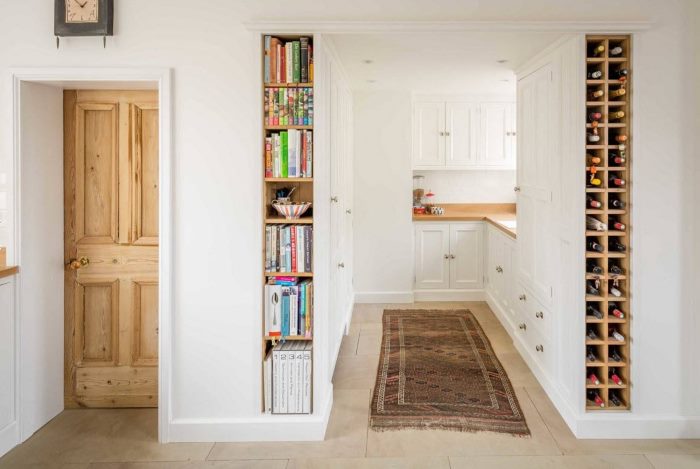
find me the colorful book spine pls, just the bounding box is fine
[264,36,271,83]
[300,37,309,83]
[265,137,272,177]
[293,41,301,83]
[280,132,289,178]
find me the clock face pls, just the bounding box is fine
[65,0,98,23]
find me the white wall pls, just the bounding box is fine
[18,83,64,439]
[353,90,414,301]
[414,170,516,204]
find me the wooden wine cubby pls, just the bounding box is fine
[584,35,631,411]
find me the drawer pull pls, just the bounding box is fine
[536,345,544,352]
[518,323,527,331]
[496,266,503,273]
[536,311,544,319]
[519,294,527,301]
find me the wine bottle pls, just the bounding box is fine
[610,198,627,209]
[587,70,603,79]
[588,89,604,100]
[588,156,602,165]
[610,218,626,231]
[589,372,601,385]
[609,110,625,120]
[609,153,626,165]
[587,196,602,209]
[609,392,623,407]
[587,240,604,253]
[609,349,623,362]
[587,328,600,340]
[609,176,626,187]
[609,285,622,297]
[609,240,626,252]
[587,390,605,407]
[609,264,624,275]
[615,134,628,143]
[586,346,598,362]
[587,133,600,143]
[587,304,604,319]
[609,87,626,98]
[587,261,603,274]
[609,328,625,342]
[586,281,600,296]
[612,68,628,79]
[609,303,625,319]
[586,216,607,231]
[609,46,623,56]
[591,44,605,56]
[610,368,623,386]
[588,112,602,122]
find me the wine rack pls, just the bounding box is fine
[584,35,631,411]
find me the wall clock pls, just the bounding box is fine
[54,0,114,48]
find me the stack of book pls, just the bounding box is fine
[265,225,313,272]
[264,87,314,126]
[264,36,313,84]
[264,341,312,414]
[265,129,313,178]
[264,277,313,338]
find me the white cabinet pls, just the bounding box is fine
[485,225,518,328]
[415,223,483,291]
[0,277,17,457]
[412,98,516,170]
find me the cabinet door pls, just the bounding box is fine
[415,224,450,290]
[479,103,513,168]
[486,226,503,298]
[0,280,15,442]
[501,236,517,322]
[449,223,483,290]
[412,102,445,167]
[445,102,478,167]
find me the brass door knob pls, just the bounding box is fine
[68,257,89,270]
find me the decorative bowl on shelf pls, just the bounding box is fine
[271,200,312,219]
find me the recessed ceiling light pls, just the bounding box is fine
[497,59,509,64]
[367,79,376,83]
[362,59,374,64]
[500,79,510,82]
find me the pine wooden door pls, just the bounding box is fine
[64,90,159,408]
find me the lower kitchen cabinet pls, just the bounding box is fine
[485,224,518,327]
[414,222,483,292]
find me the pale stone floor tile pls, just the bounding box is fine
[207,389,369,460]
[493,352,540,388]
[356,332,382,356]
[347,321,382,335]
[287,457,450,469]
[0,410,212,466]
[645,454,700,468]
[365,387,561,457]
[332,354,379,390]
[339,333,360,356]
[449,454,654,469]
[87,462,288,469]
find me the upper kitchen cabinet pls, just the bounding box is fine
[412,98,516,171]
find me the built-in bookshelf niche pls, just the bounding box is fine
[261,34,315,415]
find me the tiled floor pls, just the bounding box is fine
[2,302,700,469]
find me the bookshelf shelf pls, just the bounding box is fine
[261,34,315,416]
[584,34,632,411]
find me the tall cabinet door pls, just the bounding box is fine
[412,102,445,167]
[517,64,554,303]
[415,224,450,290]
[479,103,514,168]
[449,223,483,290]
[445,102,478,167]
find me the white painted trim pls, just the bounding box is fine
[485,289,516,333]
[167,391,333,442]
[9,67,173,444]
[244,21,653,34]
[413,289,485,302]
[354,291,414,303]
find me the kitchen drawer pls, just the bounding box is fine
[515,282,552,338]
[514,317,553,376]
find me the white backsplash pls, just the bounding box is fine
[414,170,516,204]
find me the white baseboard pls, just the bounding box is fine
[167,389,333,442]
[354,291,414,303]
[413,289,485,302]
[0,422,19,458]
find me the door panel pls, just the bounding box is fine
[65,90,159,408]
[415,224,450,290]
[412,102,445,167]
[479,103,509,167]
[445,102,477,166]
[449,224,483,290]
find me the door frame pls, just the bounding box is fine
[9,67,173,443]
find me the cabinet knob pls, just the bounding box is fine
[444,254,450,260]
[439,131,445,136]
[496,265,503,273]
[536,311,544,319]
[331,196,339,203]
[536,345,544,352]
[445,131,450,136]
[519,323,527,330]
[338,262,345,268]
[514,186,521,192]
[449,254,455,259]
[346,209,352,214]
[519,294,527,301]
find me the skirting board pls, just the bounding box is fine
[413,289,485,302]
[354,291,414,303]
[167,389,333,442]
[0,422,19,459]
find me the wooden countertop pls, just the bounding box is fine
[0,265,19,279]
[413,203,517,239]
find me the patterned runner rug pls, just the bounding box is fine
[370,309,530,436]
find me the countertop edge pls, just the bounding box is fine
[0,266,19,279]
[413,214,517,239]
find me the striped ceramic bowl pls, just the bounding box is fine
[272,202,312,219]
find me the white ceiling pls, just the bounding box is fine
[330,32,565,94]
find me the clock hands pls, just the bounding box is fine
[74,0,88,8]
